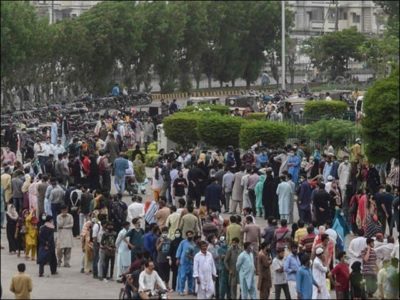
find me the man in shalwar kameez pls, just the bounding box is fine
[193,241,217,299]
[115,221,131,280]
[236,242,257,299]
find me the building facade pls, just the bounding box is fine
[288,0,386,39]
[30,0,101,24]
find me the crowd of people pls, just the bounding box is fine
[1,103,399,300]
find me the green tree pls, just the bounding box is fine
[304,119,356,146]
[301,28,366,80]
[362,68,399,163]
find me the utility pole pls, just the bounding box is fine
[281,0,286,91]
[51,0,54,24]
[335,0,339,31]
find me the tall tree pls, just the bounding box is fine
[301,28,365,80]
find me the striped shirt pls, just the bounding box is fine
[145,201,158,225]
[361,247,377,275]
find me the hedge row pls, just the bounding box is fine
[163,104,358,150]
[163,109,289,149]
[304,100,347,119]
[180,104,230,115]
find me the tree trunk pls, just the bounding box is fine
[231,80,235,87]
[207,76,212,89]
[246,79,251,89]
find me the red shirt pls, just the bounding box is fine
[331,262,350,292]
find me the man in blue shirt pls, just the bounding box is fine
[284,243,301,299]
[176,230,195,296]
[296,254,320,300]
[111,83,120,96]
[113,153,129,194]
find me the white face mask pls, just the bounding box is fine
[162,233,168,238]
[175,233,181,238]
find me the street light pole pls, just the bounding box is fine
[281,0,286,91]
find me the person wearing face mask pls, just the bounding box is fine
[156,226,172,289]
[338,155,351,197]
[56,204,73,268]
[257,242,272,300]
[236,242,257,299]
[169,229,183,292]
[175,230,195,296]
[193,240,217,299]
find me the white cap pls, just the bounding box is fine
[327,175,334,181]
[316,247,324,255]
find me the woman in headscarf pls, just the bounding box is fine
[28,176,39,212]
[262,169,279,220]
[364,195,383,238]
[133,154,146,184]
[38,215,57,276]
[21,174,31,211]
[254,174,266,218]
[6,204,19,254]
[88,154,100,191]
[356,189,368,231]
[24,209,39,261]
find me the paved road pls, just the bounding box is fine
[0,170,346,299]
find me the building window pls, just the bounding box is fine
[352,13,360,23]
[339,9,347,20]
[310,8,324,21]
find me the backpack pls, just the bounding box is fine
[160,239,171,255]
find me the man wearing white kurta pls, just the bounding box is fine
[347,231,367,268]
[276,176,292,222]
[337,157,351,195]
[312,248,330,299]
[193,241,217,299]
[115,222,131,280]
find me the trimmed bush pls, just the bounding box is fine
[197,115,245,148]
[180,104,230,115]
[304,100,347,119]
[286,123,307,140]
[163,113,201,147]
[240,121,289,149]
[244,112,267,120]
[304,119,356,146]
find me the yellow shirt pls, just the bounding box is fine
[10,272,32,299]
[294,227,308,244]
[226,223,242,246]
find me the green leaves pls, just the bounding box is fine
[240,121,289,149]
[362,68,399,163]
[304,119,356,146]
[301,28,366,80]
[304,100,348,119]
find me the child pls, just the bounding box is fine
[25,209,39,261]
